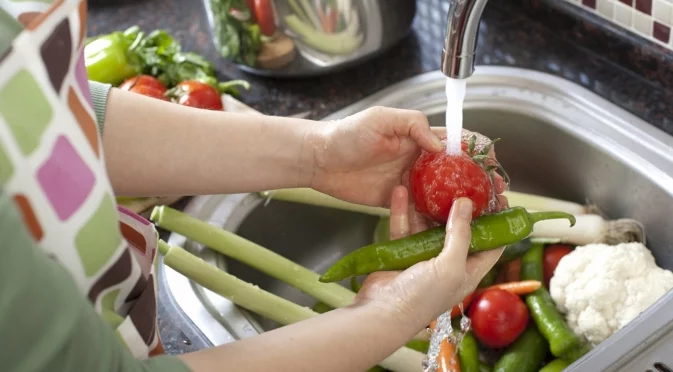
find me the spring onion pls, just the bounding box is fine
[159,241,425,372]
[259,188,389,216]
[530,214,646,246]
[283,13,363,55]
[503,191,601,215]
[151,205,356,308]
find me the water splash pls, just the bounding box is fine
[423,304,473,372]
[445,77,467,155]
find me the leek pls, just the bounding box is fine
[159,241,425,372]
[259,188,389,216]
[151,205,357,308]
[284,14,363,55]
[530,214,646,246]
[503,191,601,215]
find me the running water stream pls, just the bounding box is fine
[444,77,467,155]
[422,76,470,372]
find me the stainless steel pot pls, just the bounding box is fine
[203,0,417,78]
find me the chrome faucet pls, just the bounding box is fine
[440,0,488,79]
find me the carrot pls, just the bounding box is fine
[438,338,462,372]
[449,292,474,318]
[504,258,522,282]
[474,280,542,296]
[429,321,462,372]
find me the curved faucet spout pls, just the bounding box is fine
[440,0,488,79]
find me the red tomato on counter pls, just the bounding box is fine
[254,0,276,36]
[409,139,494,223]
[543,244,574,287]
[170,80,223,111]
[120,74,167,94]
[468,289,529,348]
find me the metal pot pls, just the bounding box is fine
[204,0,417,78]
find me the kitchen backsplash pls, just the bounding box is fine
[569,0,673,49]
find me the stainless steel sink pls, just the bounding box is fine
[160,66,673,371]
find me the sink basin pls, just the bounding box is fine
[160,66,673,371]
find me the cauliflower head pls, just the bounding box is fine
[549,242,673,347]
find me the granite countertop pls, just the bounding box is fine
[87,0,673,355]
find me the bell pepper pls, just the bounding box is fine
[85,31,141,86]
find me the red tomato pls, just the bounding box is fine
[504,259,521,282]
[128,85,169,101]
[543,244,574,287]
[409,139,494,223]
[119,75,167,94]
[468,289,529,348]
[254,0,276,36]
[245,0,256,20]
[450,292,474,318]
[171,80,223,111]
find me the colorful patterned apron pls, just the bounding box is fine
[0,0,163,359]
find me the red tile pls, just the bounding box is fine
[653,21,670,42]
[635,0,652,14]
[619,0,633,5]
[583,0,597,8]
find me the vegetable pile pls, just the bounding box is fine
[148,132,671,372]
[85,25,251,109]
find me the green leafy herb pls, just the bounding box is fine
[209,0,263,66]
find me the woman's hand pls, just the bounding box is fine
[353,189,504,332]
[309,106,508,230]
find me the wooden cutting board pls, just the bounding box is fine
[117,95,264,214]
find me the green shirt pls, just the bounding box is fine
[0,6,190,372]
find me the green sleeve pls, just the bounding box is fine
[0,189,191,372]
[89,80,112,135]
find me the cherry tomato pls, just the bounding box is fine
[543,244,574,287]
[468,288,529,348]
[409,139,493,223]
[171,80,223,111]
[127,85,169,101]
[119,74,167,94]
[254,0,276,36]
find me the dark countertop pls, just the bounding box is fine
[87,0,673,355]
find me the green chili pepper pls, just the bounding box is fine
[458,331,481,372]
[311,301,333,314]
[85,31,141,85]
[520,243,588,361]
[319,207,575,283]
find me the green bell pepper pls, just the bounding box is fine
[85,31,141,85]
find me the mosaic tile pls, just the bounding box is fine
[571,0,673,48]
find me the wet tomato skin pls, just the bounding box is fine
[409,142,493,223]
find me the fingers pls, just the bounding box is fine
[389,186,410,240]
[463,248,504,291]
[378,107,443,152]
[437,198,474,267]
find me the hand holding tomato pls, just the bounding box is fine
[308,107,508,224]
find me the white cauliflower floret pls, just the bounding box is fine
[549,242,673,347]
